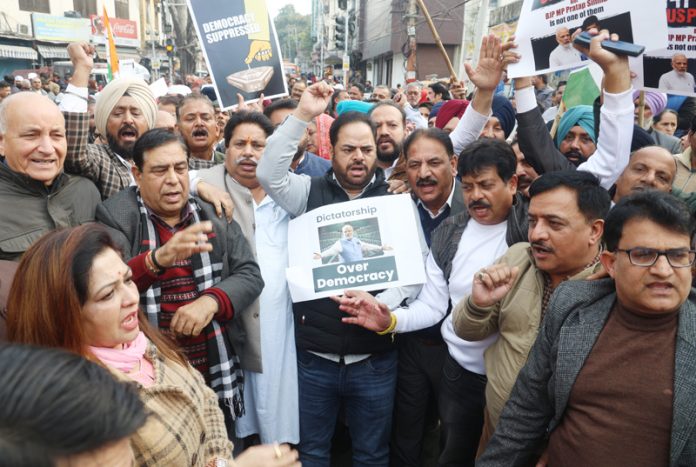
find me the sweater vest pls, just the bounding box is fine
[293,171,395,355]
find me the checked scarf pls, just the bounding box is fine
[135,192,244,419]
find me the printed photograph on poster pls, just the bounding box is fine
[186,0,288,110]
[631,1,696,96]
[285,195,426,302]
[313,218,392,265]
[507,0,668,78]
[531,12,634,71]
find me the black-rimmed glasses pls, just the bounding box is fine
[615,248,696,268]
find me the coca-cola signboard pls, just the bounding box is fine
[90,15,139,47]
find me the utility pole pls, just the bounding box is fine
[405,0,418,83]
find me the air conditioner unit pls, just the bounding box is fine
[16,24,29,35]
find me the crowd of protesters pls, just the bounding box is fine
[0,25,695,467]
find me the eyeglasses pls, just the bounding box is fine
[615,247,696,268]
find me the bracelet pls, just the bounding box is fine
[144,250,162,276]
[150,247,166,271]
[376,312,397,335]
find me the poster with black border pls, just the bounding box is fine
[631,0,696,96]
[507,0,667,78]
[186,0,288,110]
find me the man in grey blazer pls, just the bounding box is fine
[479,190,696,466]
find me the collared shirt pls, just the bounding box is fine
[331,172,377,200]
[416,178,456,218]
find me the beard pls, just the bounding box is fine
[377,138,402,164]
[106,132,135,160]
[563,150,587,167]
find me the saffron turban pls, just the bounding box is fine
[95,78,157,139]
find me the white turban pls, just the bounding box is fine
[95,78,157,138]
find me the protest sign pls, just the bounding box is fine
[285,195,426,302]
[186,0,288,110]
[507,0,667,78]
[631,1,696,96]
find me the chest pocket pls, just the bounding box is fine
[0,228,46,257]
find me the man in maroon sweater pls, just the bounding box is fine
[478,190,696,466]
[96,128,263,430]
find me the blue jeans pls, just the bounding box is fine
[297,349,398,467]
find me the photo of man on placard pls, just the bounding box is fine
[313,219,392,265]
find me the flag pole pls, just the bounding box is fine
[414,0,458,81]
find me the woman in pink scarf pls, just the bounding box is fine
[309,113,334,160]
[7,224,299,467]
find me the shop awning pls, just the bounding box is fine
[0,44,37,61]
[37,45,70,60]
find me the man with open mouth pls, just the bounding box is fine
[57,42,234,220]
[176,94,225,170]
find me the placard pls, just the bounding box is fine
[507,0,668,78]
[286,195,426,302]
[631,0,696,96]
[186,0,288,110]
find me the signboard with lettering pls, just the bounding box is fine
[90,15,139,47]
[631,0,696,96]
[186,0,288,109]
[286,195,426,302]
[507,0,667,78]
[32,13,90,43]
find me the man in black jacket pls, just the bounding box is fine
[257,82,413,466]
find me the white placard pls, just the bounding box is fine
[507,0,668,78]
[631,0,696,96]
[286,194,426,302]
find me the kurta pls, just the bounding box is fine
[226,184,299,444]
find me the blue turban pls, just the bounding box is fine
[555,105,596,148]
[491,95,515,138]
[337,100,374,115]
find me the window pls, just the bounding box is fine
[19,0,49,13]
[114,0,129,19]
[73,0,97,18]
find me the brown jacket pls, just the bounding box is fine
[113,343,233,466]
[452,242,601,428]
[674,148,696,195]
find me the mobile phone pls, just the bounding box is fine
[573,31,645,57]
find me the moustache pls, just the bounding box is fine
[348,162,367,170]
[531,241,554,254]
[118,124,138,138]
[377,136,395,145]
[468,200,491,210]
[416,177,437,187]
[563,150,587,167]
[192,127,209,137]
[235,157,257,166]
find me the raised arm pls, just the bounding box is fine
[256,82,333,217]
[515,28,634,188]
[450,34,519,155]
[575,29,633,188]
